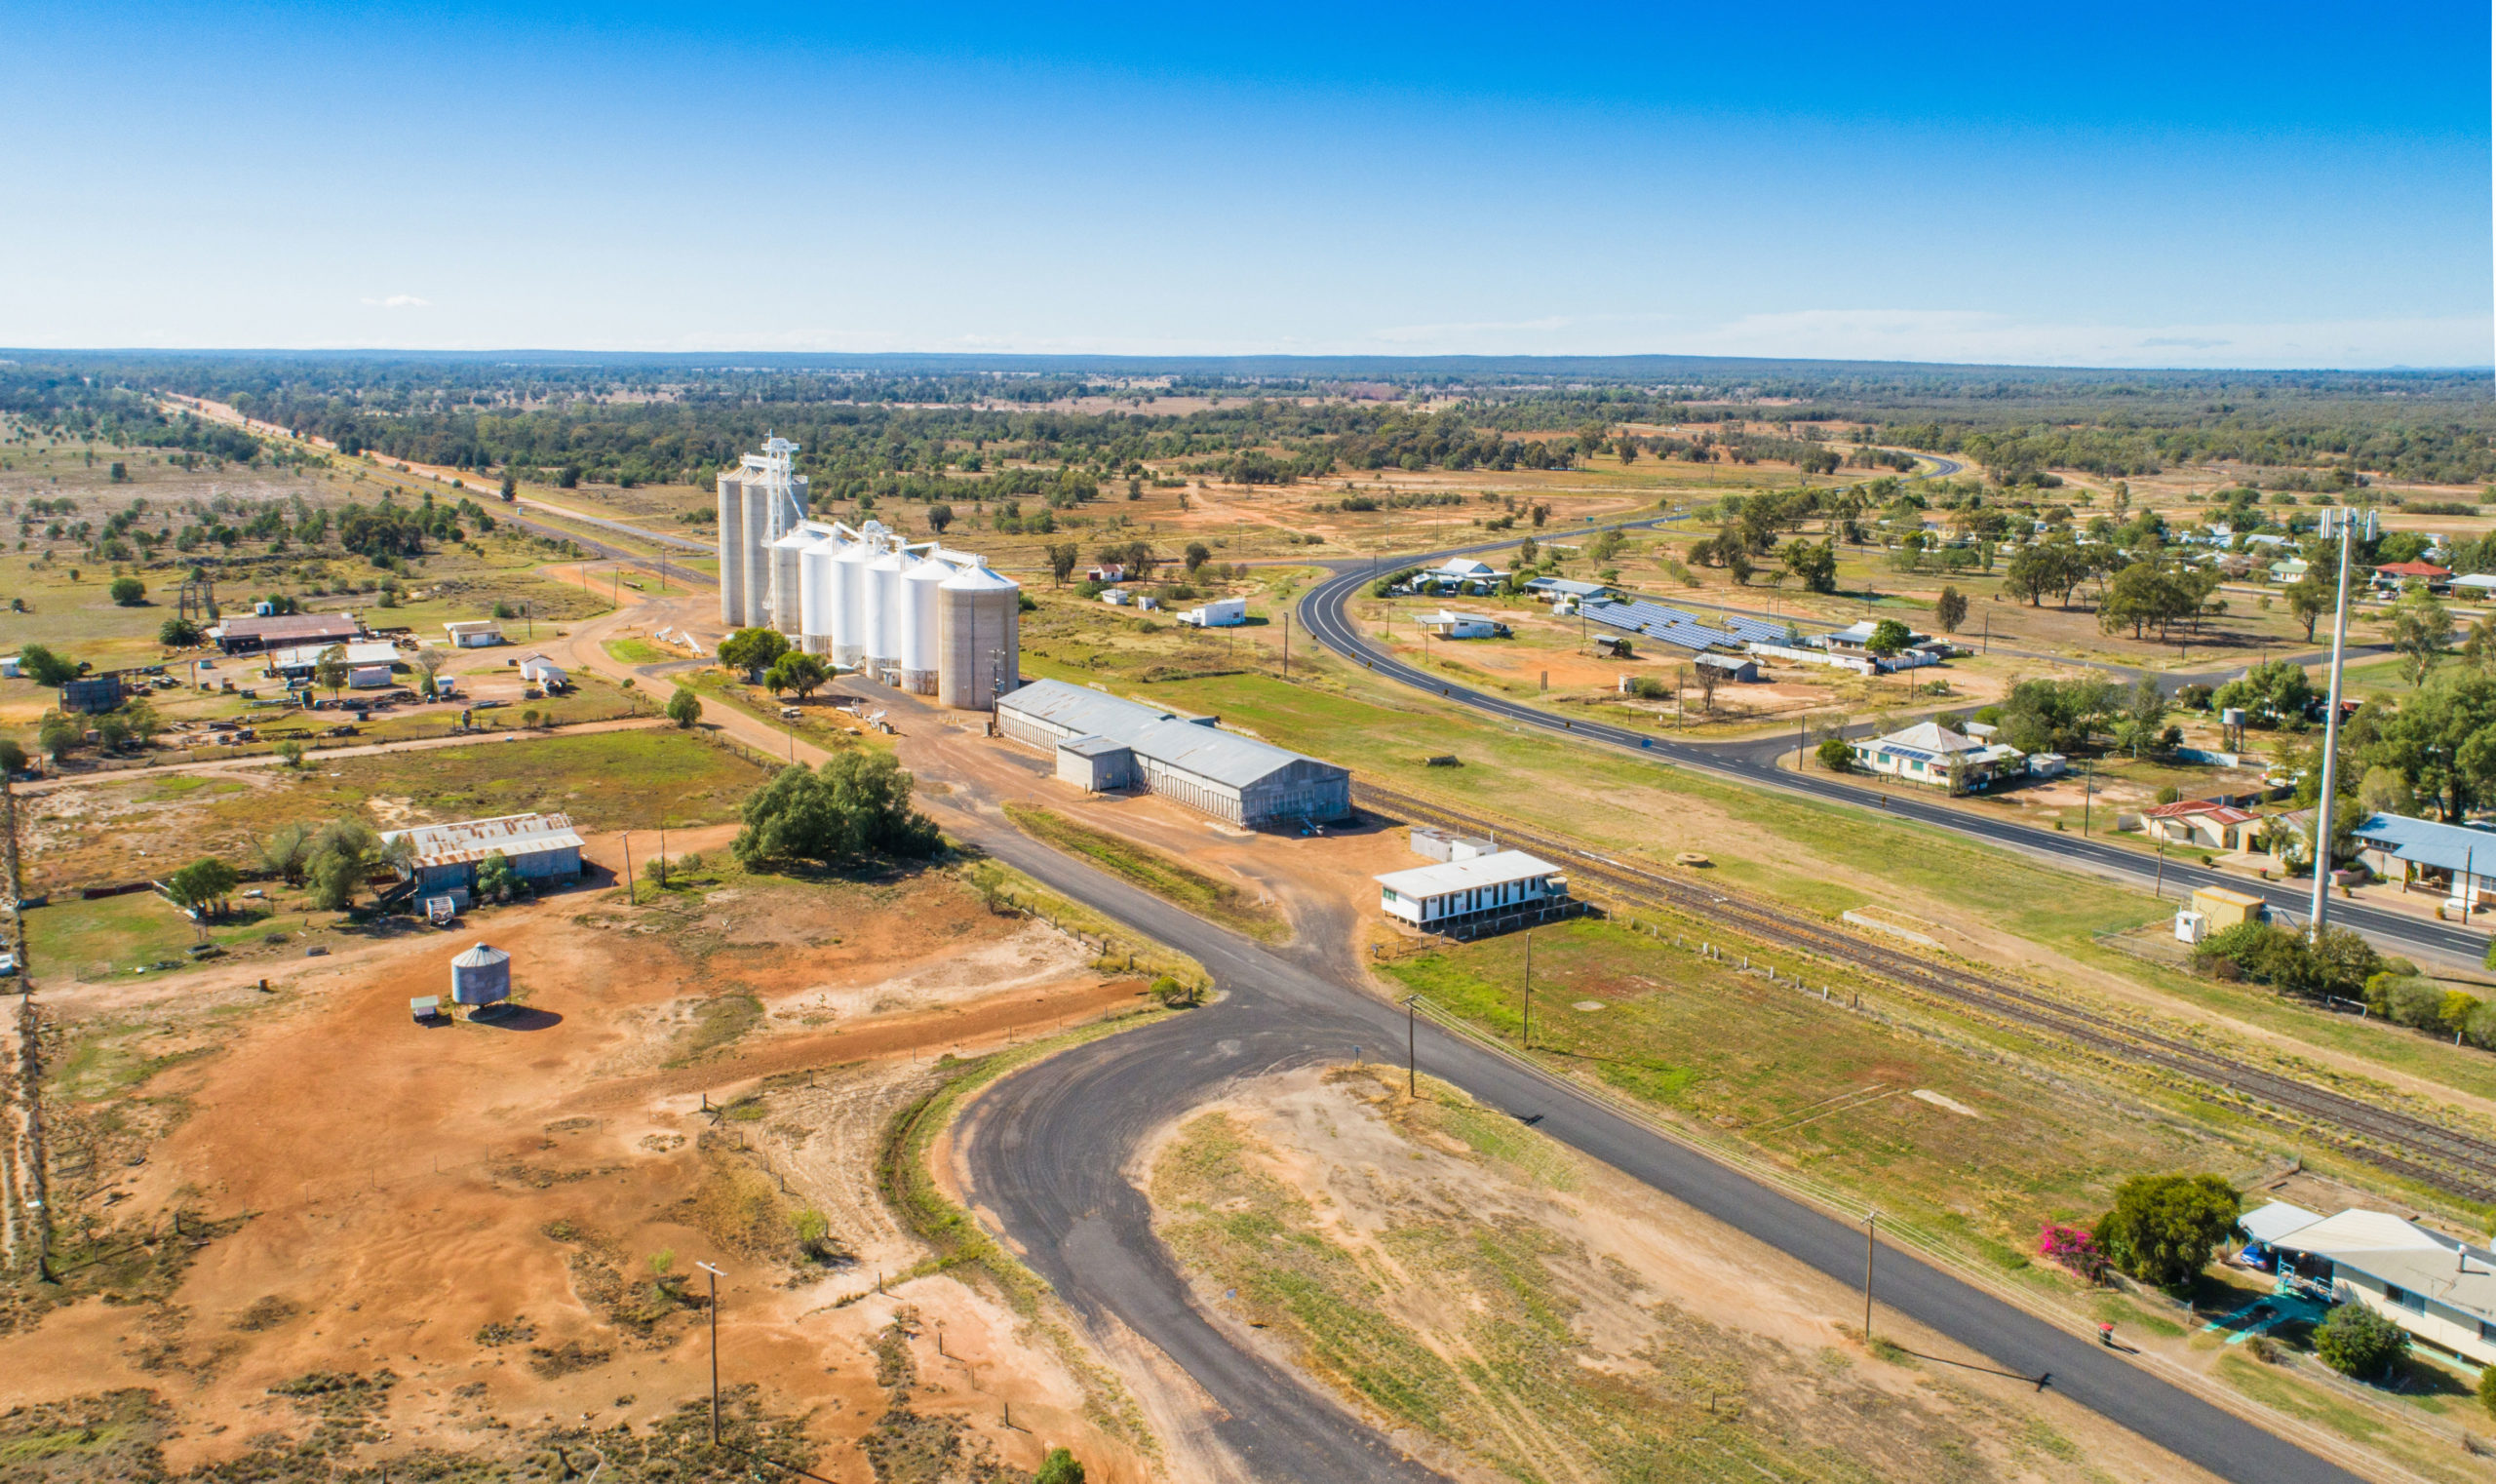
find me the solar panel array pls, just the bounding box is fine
[1580,598,1789,652]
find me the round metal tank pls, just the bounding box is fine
[449,941,512,1010]
[716,474,746,626]
[797,529,841,655]
[862,544,908,682]
[937,557,1021,710]
[739,478,773,629]
[830,532,872,669]
[898,556,949,694]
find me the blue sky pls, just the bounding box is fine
[3,1,2488,368]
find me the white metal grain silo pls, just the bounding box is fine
[798,528,840,655]
[739,479,774,629]
[898,555,949,694]
[862,543,908,683]
[830,532,872,669]
[770,527,815,636]
[716,472,747,625]
[936,557,1021,710]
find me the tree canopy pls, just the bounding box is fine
[732,752,943,869]
[2093,1174,2241,1289]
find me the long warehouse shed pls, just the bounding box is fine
[996,678,1351,828]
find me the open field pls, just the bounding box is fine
[0,849,1166,1482]
[20,726,771,895]
[1150,1066,2217,1484]
[1002,801,1288,943]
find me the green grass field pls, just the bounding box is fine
[25,887,326,984]
[1382,918,2232,1269]
[1001,802,1286,943]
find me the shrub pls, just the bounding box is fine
[1035,1449,1085,1484]
[2094,1173,2241,1288]
[2479,1359,2496,1419]
[665,687,703,728]
[1151,977,1204,1008]
[1815,738,1852,772]
[731,751,942,868]
[2037,1222,2109,1282]
[2313,1302,2409,1378]
[109,576,146,605]
[2154,785,2180,805]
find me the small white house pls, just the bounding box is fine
[1179,597,1248,628]
[2272,1208,2496,1368]
[347,664,394,689]
[518,653,569,691]
[1100,589,1134,607]
[444,620,504,648]
[1421,609,1500,640]
[1375,850,1567,930]
[1850,722,2025,793]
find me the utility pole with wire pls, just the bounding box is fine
[2308,507,2370,941]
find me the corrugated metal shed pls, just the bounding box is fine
[267,641,401,671]
[384,812,585,869]
[997,679,1176,738]
[1122,716,1317,789]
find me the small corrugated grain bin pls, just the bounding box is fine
[449,941,512,1012]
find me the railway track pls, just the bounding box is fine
[1354,781,2496,1205]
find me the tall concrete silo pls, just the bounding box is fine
[862,544,908,683]
[830,533,872,670]
[936,557,1020,710]
[716,472,747,625]
[898,555,949,695]
[797,529,841,655]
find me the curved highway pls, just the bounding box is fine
[1298,555,2485,966]
[949,815,2364,1484]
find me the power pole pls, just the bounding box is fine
[697,1262,724,1444]
[2309,509,2367,941]
[622,832,635,906]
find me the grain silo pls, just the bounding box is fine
[797,528,842,655]
[770,527,817,637]
[830,530,873,669]
[937,557,1021,709]
[449,941,512,1016]
[898,555,949,694]
[716,474,747,625]
[863,543,908,683]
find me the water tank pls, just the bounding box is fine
[937,558,1021,710]
[899,556,949,694]
[830,534,872,669]
[716,474,746,626]
[798,530,840,655]
[863,544,908,682]
[449,941,512,1010]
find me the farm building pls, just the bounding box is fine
[995,678,1351,827]
[1692,652,1760,683]
[1374,850,1570,932]
[265,640,401,678]
[214,612,362,654]
[444,620,505,648]
[1177,597,1247,628]
[1420,609,1501,639]
[58,677,127,714]
[348,665,394,689]
[380,811,586,904]
[518,653,570,690]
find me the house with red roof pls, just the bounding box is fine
[2372,560,2452,593]
[2143,798,2268,853]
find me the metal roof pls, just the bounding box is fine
[451,942,511,967]
[218,612,362,642]
[266,641,400,670]
[2353,811,2496,876]
[1375,849,1563,899]
[382,811,585,868]
[1001,678,1340,790]
[1058,734,1132,758]
[2240,1200,2322,1246]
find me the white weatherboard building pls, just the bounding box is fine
[995,678,1351,827]
[1374,850,1568,932]
[2265,1205,2496,1367]
[715,435,1022,710]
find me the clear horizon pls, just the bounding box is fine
[5,1,2488,371]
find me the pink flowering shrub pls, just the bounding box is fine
[2038,1222,2109,1282]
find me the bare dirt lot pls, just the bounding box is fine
[0,858,1162,1482]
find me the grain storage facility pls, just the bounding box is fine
[448,942,512,1013]
[996,678,1350,827]
[715,438,1023,708]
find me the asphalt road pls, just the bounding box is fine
[953,817,2365,1484]
[1299,557,2488,966]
